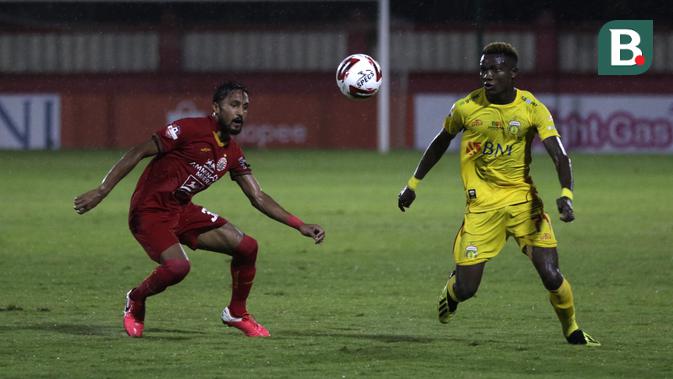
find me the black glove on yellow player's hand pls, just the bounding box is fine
[398,187,416,212]
[556,196,575,222]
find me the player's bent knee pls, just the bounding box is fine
[541,271,563,291]
[163,259,191,284]
[233,235,258,265]
[454,281,479,301]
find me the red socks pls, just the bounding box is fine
[128,236,258,318]
[228,235,258,317]
[130,259,191,301]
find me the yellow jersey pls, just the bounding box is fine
[443,88,560,212]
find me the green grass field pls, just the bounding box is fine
[1,150,672,378]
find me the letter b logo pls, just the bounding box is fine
[598,20,653,75]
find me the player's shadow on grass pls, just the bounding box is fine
[281,330,439,344]
[0,323,205,340]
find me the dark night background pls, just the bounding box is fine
[0,1,670,28]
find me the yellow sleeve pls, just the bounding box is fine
[442,102,464,135]
[533,101,560,140]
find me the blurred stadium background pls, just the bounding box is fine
[1,0,672,153]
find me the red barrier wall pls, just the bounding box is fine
[5,73,376,149]
[3,72,673,149]
[59,92,378,149]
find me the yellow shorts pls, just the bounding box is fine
[452,201,557,266]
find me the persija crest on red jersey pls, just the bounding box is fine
[216,156,227,171]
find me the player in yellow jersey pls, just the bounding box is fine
[398,42,599,346]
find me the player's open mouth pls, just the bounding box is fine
[483,82,495,90]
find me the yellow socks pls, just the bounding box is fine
[447,273,459,302]
[549,278,579,337]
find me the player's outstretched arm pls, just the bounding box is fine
[542,136,575,222]
[234,174,325,244]
[73,137,159,215]
[398,129,454,212]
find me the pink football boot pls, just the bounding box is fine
[123,290,145,337]
[221,307,270,337]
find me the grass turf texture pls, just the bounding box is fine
[1,150,672,378]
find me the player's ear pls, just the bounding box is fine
[511,65,518,79]
[212,102,220,114]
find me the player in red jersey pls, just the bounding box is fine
[74,81,325,338]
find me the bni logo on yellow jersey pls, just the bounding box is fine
[598,20,653,75]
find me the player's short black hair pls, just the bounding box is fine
[482,42,519,65]
[212,81,248,103]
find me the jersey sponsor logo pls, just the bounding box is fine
[489,121,504,130]
[521,95,535,105]
[200,147,211,152]
[466,140,513,157]
[482,141,513,156]
[165,124,180,140]
[469,119,482,127]
[189,161,219,185]
[465,141,482,156]
[216,156,227,171]
[238,156,250,169]
[179,175,204,194]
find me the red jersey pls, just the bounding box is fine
[130,116,251,212]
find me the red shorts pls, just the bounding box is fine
[129,203,227,262]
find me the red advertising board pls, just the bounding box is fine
[59,89,377,149]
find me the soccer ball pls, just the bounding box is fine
[335,54,382,99]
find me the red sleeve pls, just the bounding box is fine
[229,142,252,180]
[153,119,197,153]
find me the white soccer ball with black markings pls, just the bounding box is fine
[335,54,382,100]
